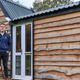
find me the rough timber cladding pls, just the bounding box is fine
[34,12,80,80]
[33,2,80,80]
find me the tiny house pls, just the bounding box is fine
[0,0,33,80]
[10,1,80,80]
[1,0,80,80]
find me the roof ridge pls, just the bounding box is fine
[3,0,32,11]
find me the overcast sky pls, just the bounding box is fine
[13,0,80,8]
[13,0,34,8]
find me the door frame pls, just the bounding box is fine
[12,22,33,80]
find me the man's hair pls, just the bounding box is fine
[0,23,6,26]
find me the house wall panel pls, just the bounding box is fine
[34,24,80,34]
[34,17,80,30]
[34,11,80,80]
[0,11,4,17]
[34,27,80,39]
[34,55,80,61]
[34,34,80,45]
[34,12,80,25]
[34,50,80,55]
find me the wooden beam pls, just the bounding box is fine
[35,61,80,66]
[34,42,80,51]
[34,17,80,30]
[34,27,80,39]
[34,49,80,55]
[34,12,80,25]
[34,34,80,45]
[34,54,80,61]
[34,23,80,34]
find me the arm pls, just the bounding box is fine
[7,35,12,52]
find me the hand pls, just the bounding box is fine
[6,51,10,53]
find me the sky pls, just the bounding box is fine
[13,0,80,8]
[13,0,34,8]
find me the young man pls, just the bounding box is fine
[0,23,12,80]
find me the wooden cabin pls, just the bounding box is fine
[10,1,80,80]
[1,0,80,80]
[0,0,33,79]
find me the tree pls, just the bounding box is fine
[33,0,73,12]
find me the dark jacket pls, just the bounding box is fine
[0,32,12,52]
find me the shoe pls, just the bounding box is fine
[5,78,9,80]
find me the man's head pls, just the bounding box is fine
[0,23,6,33]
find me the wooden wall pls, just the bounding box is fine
[34,11,80,80]
[0,8,11,79]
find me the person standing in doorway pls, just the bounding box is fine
[0,23,12,80]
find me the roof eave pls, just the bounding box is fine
[10,3,80,25]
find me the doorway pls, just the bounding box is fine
[12,23,33,80]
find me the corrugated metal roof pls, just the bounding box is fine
[0,0,33,20]
[12,1,80,21]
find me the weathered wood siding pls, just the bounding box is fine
[0,8,11,78]
[34,12,80,80]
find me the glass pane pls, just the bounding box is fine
[16,56,21,75]
[25,55,31,75]
[25,24,31,52]
[16,26,21,52]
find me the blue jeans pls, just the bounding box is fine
[0,52,9,78]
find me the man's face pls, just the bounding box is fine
[0,24,6,32]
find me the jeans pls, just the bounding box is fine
[0,52,9,78]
